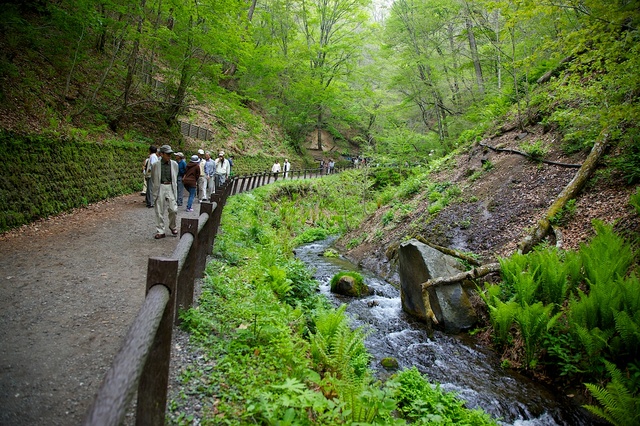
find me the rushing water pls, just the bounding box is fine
[294,238,598,426]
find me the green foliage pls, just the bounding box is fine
[549,199,576,226]
[519,140,548,161]
[292,228,330,246]
[488,220,638,386]
[579,220,634,287]
[584,361,640,426]
[391,367,497,425]
[514,302,561,369]
[630,187,640,215]
[382,210,395,226]
[309,305,370,379]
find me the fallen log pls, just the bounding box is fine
[414,235,481,266]
[517,136,609,254]
[421,262,501,291]
[479,142,581,168]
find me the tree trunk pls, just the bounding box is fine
[517,137,609,254]
[422,263,501,291]
[465,17,484,95]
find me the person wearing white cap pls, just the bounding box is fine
[196,148,207,202]
[151,144,179,239]
[214,150,230,188]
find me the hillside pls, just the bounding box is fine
[337,123,639,284]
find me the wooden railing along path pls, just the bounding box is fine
[82,166,349,425]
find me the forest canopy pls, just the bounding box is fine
[0,0,638,171]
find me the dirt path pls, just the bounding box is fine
[0,193,201,425]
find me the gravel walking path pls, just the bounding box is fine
[0,193,202,425]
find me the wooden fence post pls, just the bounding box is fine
[175,218,199,325]
[135,257,178,426]
[197,202,214,275]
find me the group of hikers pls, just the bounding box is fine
[142,145,358,239]
[141,144,232,239]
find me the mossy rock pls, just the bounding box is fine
[380,357,399,370]
[329,271,371,297]
[323,248,340,258]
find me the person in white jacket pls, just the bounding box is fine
[283,159,291,179]
[214,150,231,188]
[271,160,281,180]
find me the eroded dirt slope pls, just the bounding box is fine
[338,125,639,282]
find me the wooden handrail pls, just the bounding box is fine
[83,167,350,425]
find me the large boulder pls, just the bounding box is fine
[398,239,477,333]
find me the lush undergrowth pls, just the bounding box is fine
[480,221,640,425]
[171,175,498,425]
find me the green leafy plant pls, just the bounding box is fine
[630,187,640,215]
[550,199,576,226]
[519,140,549,160]
[584,361,640,426]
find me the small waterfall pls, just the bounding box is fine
[295,238,597,426]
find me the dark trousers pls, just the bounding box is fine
[145,177,153,207]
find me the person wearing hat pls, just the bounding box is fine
[196,148,207,202]
[175,152,186,207]
[214,150,231,188]
[182,154,201,212]
[151,145,179,239]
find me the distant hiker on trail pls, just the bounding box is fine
[283,159,291,179]
[215,150,231,188]
[175,152,186,207]
[271,160,281,180]
[328,159,335,174]
[182,154,201,212]
[151,145,179,239]
[144,145,159,208]
[204,151,215,200]
[197,149,207,202]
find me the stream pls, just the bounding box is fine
[294,238,597,426]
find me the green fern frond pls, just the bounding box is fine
[584,361,640,426]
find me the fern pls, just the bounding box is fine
[614,310,640,355]
[575,325,614,361]
[309,305,370,379]
[514,302,561,369]
[489,299,518,348]
[579,220,634,287]
[530,248,570,308]
[584,361,640,426]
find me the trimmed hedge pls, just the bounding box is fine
[0,131,149,232]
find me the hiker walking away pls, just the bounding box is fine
[196,149,207,202]
[182,154,201,212]
[271,160,281,180]
[283,159,291,179]
[151,145,179,239]
[175,152,186,207]
[215,151,231,188]
[204,151,215,200]
[145,145,159,208]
